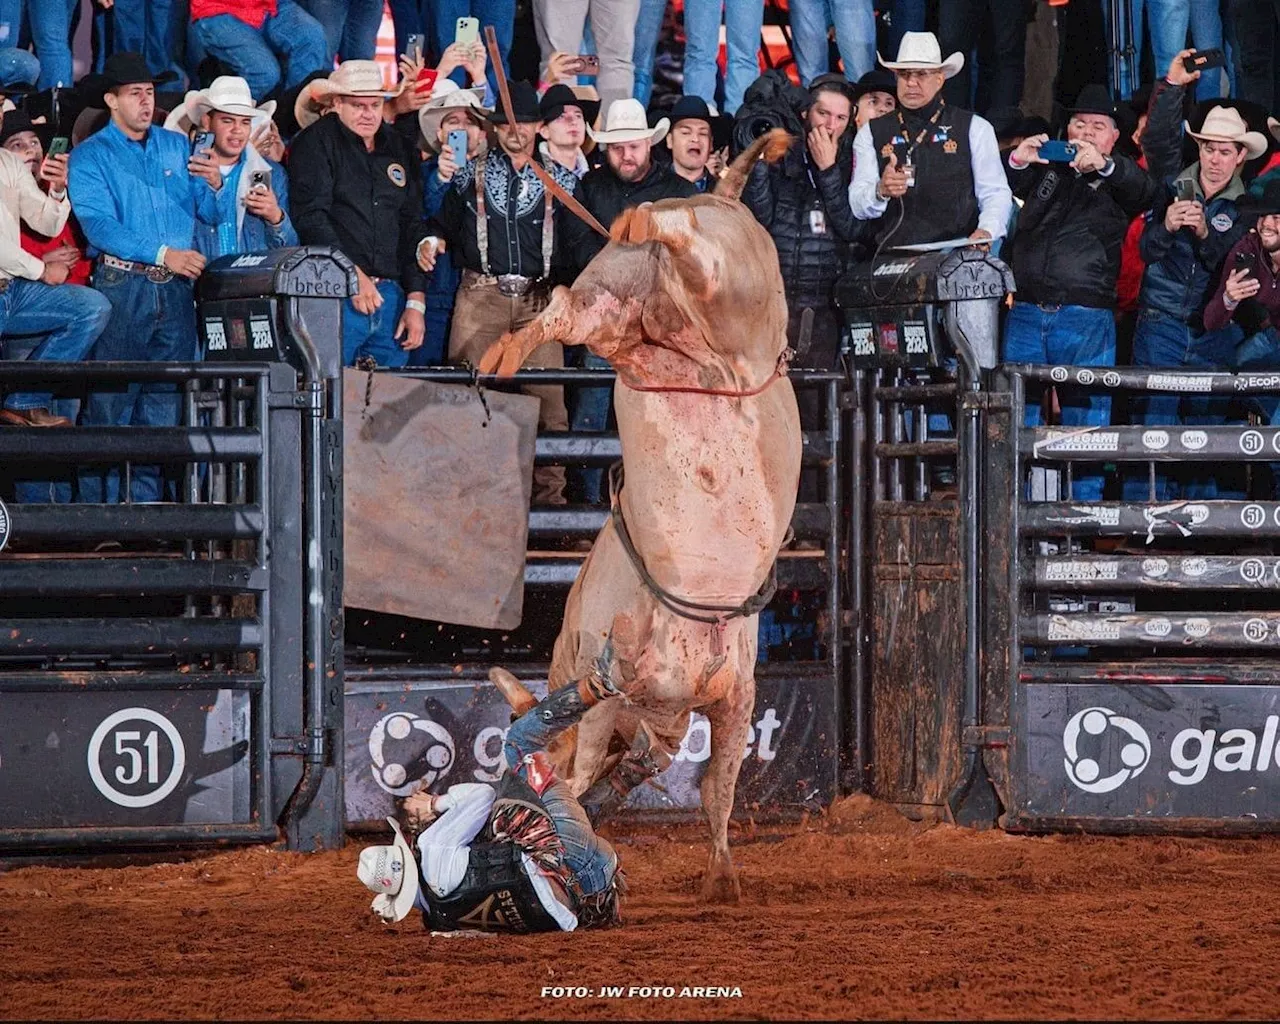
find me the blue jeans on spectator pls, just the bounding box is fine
[388,0,431,63]
[27,0,76,87]
[570,347,611,504]
[884,0,927,55]
[1146,0,1226,100]
[504,691,618,896]
[78,269,198,504]
[110,0,186,81]
[298,0,384,61]
[683,0,765,115]
[631,0,667,104]
[1003,303,1116,503]
[0,46,37,87]
[789,0,875,85]
[433,0,514,95]
[343,279,409,368]
[190,0,329,101]
[1125,308,1242,500]
[411,254,456,367]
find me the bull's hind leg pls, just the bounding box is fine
[699,658,757,904]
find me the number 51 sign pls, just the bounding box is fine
[86,708,187,808]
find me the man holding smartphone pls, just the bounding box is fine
[1204,181,1280,365]
[169,76,298,260]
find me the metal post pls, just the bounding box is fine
[847,370,868,791]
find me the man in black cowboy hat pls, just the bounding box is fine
[848,69,896,134]
[538,83,598,179]
[68,52,219,504]
[1204,181,1280,365]
[1002,84,1159,504]
[663,95,729,192]
[432,79,577,505]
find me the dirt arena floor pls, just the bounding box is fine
[4,796,1280,1021]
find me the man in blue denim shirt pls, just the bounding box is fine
[166,77,298,259]
[68,52,219,504]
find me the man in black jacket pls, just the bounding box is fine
[1002,84,1159,501]
[560,98,699,278]
[742,76,861,370]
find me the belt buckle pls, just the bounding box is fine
[0,278,10,295]
[497,274,531,297]
[145,266,171,284]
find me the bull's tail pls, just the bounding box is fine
[714,128,793,202]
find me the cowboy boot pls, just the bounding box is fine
[580,721,671,826]
[528,638,623,729]
[489,666,538,721]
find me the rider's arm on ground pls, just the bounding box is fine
[417,783,496,898]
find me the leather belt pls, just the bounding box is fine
[102,254,175,283]
[462,269,549,297]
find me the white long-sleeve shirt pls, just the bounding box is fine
[0,148,70,281]
[414,782,578,931]
[848,113,1013,241]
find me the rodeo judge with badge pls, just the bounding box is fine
[848,32,1011,249]
[288,60,430,368]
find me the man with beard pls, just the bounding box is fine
[1204,181,1280,367]
[848,32,1011,249]
[431,80,579,506]
[560,98,698,276]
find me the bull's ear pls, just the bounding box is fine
[640,291,687,342]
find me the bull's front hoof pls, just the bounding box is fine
[698,863,741,904]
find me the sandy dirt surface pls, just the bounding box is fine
[3,796,1280,1021]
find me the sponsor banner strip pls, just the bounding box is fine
[1023,502,1280,537]
[1022,426,1280,460]
[1024,613,1280,647]
[1033,555,1280,589]
[1008,363,1280,395]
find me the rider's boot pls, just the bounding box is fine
[580,721,671,825]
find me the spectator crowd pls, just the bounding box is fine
[2,0,1280,505]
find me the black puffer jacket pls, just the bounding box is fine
[559,160,699,277]
[1006,152,1159,309]
[742,134,863,315]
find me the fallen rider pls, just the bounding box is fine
[356,646,628,932]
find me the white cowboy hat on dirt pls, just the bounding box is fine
[877,31,965,80]
[295,60,403,131]
[357,817,419,924]
[1185,105,1269,160]
[588,98,668,145]
[417,80,489,152]
[164,76,276,136]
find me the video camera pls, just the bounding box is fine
[731,70,808,156]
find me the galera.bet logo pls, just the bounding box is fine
[1063,706,1152,793]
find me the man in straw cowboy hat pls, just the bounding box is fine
[431,79,578,504]
[163,76,297,260]
[357,644,629,933]
[849,31,1011,251]
[289,60,431,369]
[1124,49,1267,500]
[69,52,221,504]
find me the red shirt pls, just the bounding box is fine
[21,182,91,287]
[1116,154,1148,314]
[189,0,278,29]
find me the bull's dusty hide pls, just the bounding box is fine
[342,370,539,630]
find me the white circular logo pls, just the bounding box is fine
[86,708,186,808]
[1272,432,1280,454]
[1244,618,1271,644]
[1180,430,1208,451]
[1102,371,1121,387]
[368,712,455,796]
[1142,430,1169,451]
[0,497,9,553]
[1063,706,1151,794]
[1242,504,1266,530]
[1241,430,1265,455]
[1241,558,1267,583]
[1185,504,1210,525]
[1143,617,1172,637]
[1050,366,1069,383]
[1142,558,1169,578]
[1076,368,1096,385]
[1182,557,1208,578]
[1211,212,1234,232]
[1184,618,1212,639]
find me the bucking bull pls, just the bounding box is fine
[479,131,800,903]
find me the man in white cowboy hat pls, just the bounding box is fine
[411,81,490,364]
[1123,49,1266,501]
[163,76,298,261]
[289,60,431,369]
[357,647,629,933]
[430,79,577,504]
[560,97,697,277]
[849,31,1011,250]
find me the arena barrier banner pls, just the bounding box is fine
[343,669,839,827]
[1015,683,1280,825]
[0,689,252,828]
